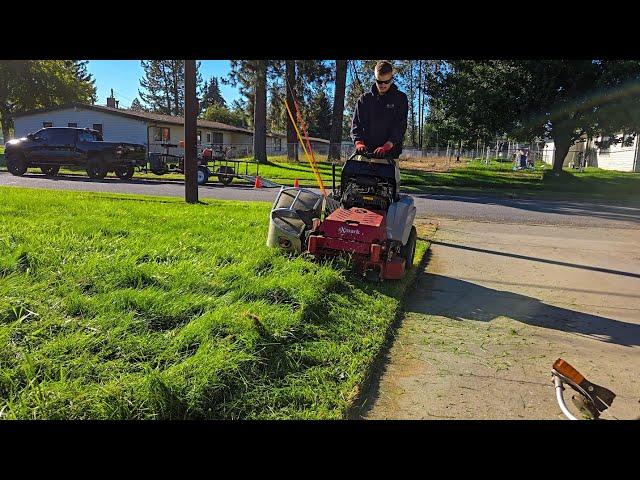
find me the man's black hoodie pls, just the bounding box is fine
[350,82,409,158]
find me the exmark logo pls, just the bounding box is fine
[338,226,360,235]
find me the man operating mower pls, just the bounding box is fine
[351,60,409,159]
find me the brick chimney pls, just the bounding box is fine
[106,89,117,108]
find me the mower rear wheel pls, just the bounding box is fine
[401,226,417,269]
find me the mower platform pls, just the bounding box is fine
[307,207,406,280]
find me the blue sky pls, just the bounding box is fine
[86,60,241,108]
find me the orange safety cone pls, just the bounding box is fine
[294,178,299,188]
[254,176,262,189]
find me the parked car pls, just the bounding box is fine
[4,127,147,180]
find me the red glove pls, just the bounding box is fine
[355,141,367,154]
[374,141,393,157]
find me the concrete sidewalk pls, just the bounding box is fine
[363,219,640,420]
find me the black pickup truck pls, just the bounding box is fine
[4,127,147,180]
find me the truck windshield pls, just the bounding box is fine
[79,131,101,142]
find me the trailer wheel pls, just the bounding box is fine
[41,166,60,176]
[114,165,135,180]
[7,154,28,176]
[401,226,417,269]
[216,166,235,186]
[197,166,210,185]
[86,157,108,179]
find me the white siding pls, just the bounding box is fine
[592,135,638,172]
[542,135,639,172]
[13,107,148,145]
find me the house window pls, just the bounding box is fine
[68,123,77,128]
[43,122,53,128]
[206,132,211,143]
[93,124,103,134]
[153,127,170,142]
[274,137,282,151]
[197,130,202,144]
[598,136,610,156]
[212,132,223,146]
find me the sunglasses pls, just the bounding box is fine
[375,77,393,85]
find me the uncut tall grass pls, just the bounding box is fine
[0,187,424,419]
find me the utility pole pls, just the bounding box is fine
[184,59,198,204]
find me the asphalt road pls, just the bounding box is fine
[1,171,639,229]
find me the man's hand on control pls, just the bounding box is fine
[374,141,393,157]
[355,141,367,154]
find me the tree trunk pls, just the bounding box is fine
[254,60,267,164]
[173,62,180,116]
[328,60,347,162]
[160,62,172,115]
[417,60,422,150]
[286,60,298,162]
[410,61,416,148]
[552,133,571,173]
[1,121,9,142]
[0,106,12,141]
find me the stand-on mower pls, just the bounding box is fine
[267,151,417,281]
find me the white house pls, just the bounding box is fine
[542,134,640,172]
[12,103,329,158]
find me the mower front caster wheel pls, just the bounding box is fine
[401,226,417,269]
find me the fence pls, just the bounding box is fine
[147,142,332,160]
[397,145,545,164]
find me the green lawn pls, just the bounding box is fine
[0,187,427,419]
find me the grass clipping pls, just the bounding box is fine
[0,187,428,419]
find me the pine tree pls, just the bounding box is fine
[223,60,257,126]
[267,82,286,134]
[254,60,267,164]
[306,88,332,139]
[200,76,226,112]
[130,97,145,112]
[139,60,202,116]
[329,60,347,161]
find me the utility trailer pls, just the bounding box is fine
[142,144,279,187]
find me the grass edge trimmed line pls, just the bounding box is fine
[344,225,435,419]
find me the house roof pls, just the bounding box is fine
[14,102,330,143]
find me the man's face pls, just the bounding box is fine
[375,71,393,95]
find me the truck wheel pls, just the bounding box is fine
[7,154,28,176]
[216,166,235,186]
[400,226,417,269]
[114,165,135,180]
[86,157,108,179]
[41,166,60,176]
[197,166,210,186]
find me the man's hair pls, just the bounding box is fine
[374,61,394,76]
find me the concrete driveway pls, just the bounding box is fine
[362,218,640,420]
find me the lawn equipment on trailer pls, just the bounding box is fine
[267,151,417,281]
